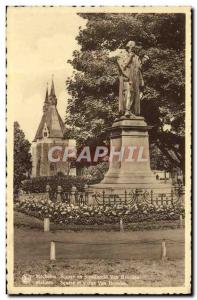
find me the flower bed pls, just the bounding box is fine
[15,198,185,225]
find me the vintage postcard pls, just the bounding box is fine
[6,6,192,295]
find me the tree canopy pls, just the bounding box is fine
[14,121,32,195]
[65,13,185,172]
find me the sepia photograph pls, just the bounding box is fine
[6,6,191,295]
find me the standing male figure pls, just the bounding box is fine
[117,41,148,117]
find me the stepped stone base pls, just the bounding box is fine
[89,116,172,195]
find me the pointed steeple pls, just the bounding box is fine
[43,83,49,113]
[49,75,57,105]
[33,79,65,142]
[50,74,55,96]
[45,83,49,103]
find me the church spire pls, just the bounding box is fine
[43,83,49,112]
[49,75,57,105]
[50,75,55,96]
[33,79,65,143]
[45,83,49,103]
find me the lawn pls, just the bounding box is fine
[14,213,185,288]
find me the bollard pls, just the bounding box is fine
[44,217,50,232]
[161,239,167,261]
[46,184,50,203]
[57,185,62,202]
[71,186,77,205]
[50,241,56,261]
[179,214,183,228]
[120,218,124,232]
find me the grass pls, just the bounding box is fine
[14,212,185,288]
[15,257,184,287]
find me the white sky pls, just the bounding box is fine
[7,7,86,141]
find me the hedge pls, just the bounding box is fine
[21,174,99,193]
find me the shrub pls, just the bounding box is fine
[83,162,109,183]
[22,174,99,194]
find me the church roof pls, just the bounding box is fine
[33,80,65,141]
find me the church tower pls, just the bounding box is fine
[32,79,74,177]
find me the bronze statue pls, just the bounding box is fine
[117,41,149,117]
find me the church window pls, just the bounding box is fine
[43,123,49,138]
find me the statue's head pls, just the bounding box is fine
[125,40,136,51]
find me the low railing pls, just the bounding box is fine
[92,188,184,207]
[19,184,184,207]
[61,191,89,206]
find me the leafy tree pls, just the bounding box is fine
[14,122,32,196]
[83,162,109,182]
[65,13,185,173]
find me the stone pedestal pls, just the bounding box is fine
[90,116,172,193]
